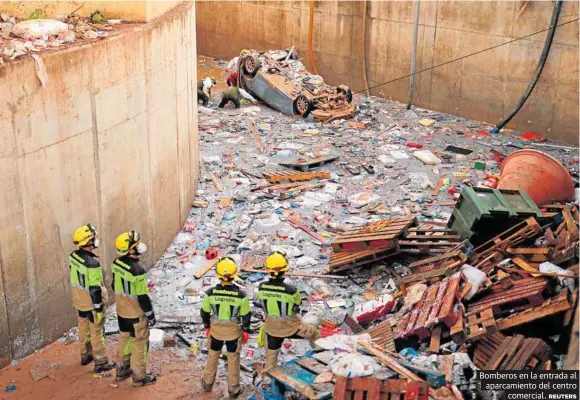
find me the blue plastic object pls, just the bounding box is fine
[399,347,419,361]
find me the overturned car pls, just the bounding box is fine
[238,49,355,122]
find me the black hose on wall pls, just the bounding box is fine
[493,0,563,132]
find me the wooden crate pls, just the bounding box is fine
[332,217,416,252]
[328,247,400,273]
[334,377,429,400]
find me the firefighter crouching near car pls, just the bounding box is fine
[69,224,115,372]
[257,252,321,370]
[201,257,250,398]
[111,231,157,386]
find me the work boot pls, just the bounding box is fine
[115,363,132,382]
[200,379,213,392]
[94,361,116,373]
[133,374,157,387]
[80,354,94,366]
[229,389,241,399]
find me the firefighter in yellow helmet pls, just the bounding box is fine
[69,224,115,372]
[200,257,251,398]
[111,231,157,386]
[257,252,320,370]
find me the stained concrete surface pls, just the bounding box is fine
[0,2,199,368]
[196,0,579,144]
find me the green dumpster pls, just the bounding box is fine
[447,187,542,244]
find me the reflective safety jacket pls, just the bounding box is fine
[110,256,154,320]
[69,249,105,312]
[201,283,251,341]
[257,279,304,337]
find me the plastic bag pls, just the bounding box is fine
[315,333,371,353]
[460,264,487,300]
[12,19,69,39]
[330,353,377,377]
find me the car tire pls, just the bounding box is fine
[338,85,353,103]
[293,95,312,116]
[242,55,261,77]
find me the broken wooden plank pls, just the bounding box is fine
[263,170,330,184]
[437,273,462,327]
[193,257,220,279]
[249,121,266,152]
[359,341,424,383]
[428,326,442,354]
[208,171,223,192]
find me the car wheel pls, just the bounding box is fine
[243,55,261,77]
[338,85,353,103]
[293,95,312,116]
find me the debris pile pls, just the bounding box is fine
[106,56,577,398]
[0,9,124,64]
[238,48,355,121]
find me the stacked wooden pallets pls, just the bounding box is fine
[327,216,416,273]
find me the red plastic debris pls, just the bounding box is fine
[477,130,491,137]
[205,248,218,260]
[320,327,343,337]
[406,141,424,149]
[522,131,546,142]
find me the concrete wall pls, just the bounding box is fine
[1,1,182,22]
[196,0,579,144]
[0,1,198,367]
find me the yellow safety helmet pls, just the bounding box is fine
[73,223,97,247]
[209,75,217,84]
[216,257,238,281]
[240,49,249,56]
[265,251,288,277]
[115,231,141,256]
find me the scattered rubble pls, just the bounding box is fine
[71,54,580,398]
[0,9,127,65]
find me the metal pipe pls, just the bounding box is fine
[407,0,421,109]
[494,0,563,132]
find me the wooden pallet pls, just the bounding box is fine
[364,320,396,352]
[475,334,552,371]
[467,278,548,315]
[263,170,331,183]
[472,332,507,369]
[408,249,467,274]
[334,377,429,400]
[470,217,542,270]
[399,228,461,255]
[496,290,574,331]
[327,247,400,273]
[396,273,461,340]
[398,266,454,285]
[332,217,416,252]
[279,154,340,171]
[466,308,497,340]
